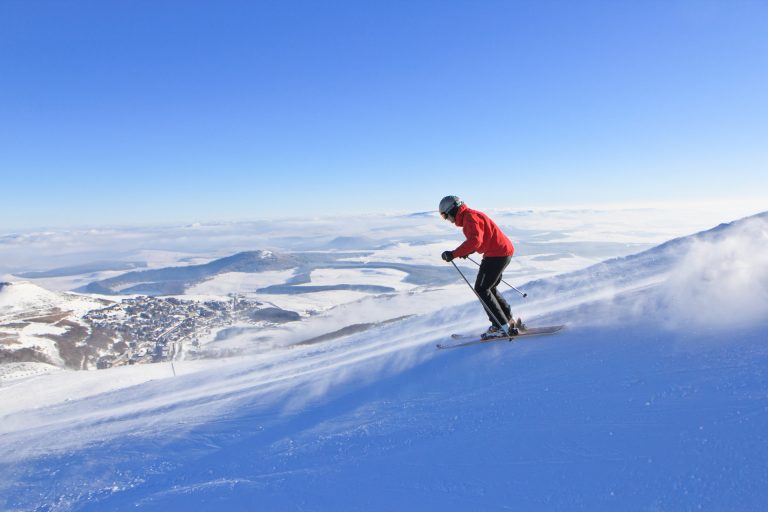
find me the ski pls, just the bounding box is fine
[438,325,564,350]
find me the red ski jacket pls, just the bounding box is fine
[452,204,514,259]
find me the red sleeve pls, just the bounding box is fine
[453,215,484,258]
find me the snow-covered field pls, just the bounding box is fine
[186,270,299,296]
[1,207,767,511]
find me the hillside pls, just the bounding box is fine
[0,213,767,511]
[0,282,109,370]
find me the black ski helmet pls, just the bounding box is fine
[438,195,463,217]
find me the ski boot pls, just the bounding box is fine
[481,325,514,340]
[510,317,526,333]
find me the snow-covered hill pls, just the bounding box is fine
[0,282,109,371]
[76,249,461,296]
[1,213,767,511]
[0,281,102,317]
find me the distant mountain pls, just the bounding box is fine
[17,261,147,279]
[78,249,459,296]
[77,250,307,295]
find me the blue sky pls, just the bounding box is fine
[1,0,766,229]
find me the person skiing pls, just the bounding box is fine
[439,195,524,339]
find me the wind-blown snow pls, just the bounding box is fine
[1,212,767,511]
[656,216,768,327]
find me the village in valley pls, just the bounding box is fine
[1,279,306,379]
[85,295,288,369]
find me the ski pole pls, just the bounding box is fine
[466,256,527,298]
[450,260,511,336]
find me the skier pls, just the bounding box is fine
[439,195,524,339]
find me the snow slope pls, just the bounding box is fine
[0,282,101,317]
[0,282,109,368]
[1,213,767,511]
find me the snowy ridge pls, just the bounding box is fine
[0,281,105,319]
[521,211,768,324]
[0,281,73,314]
[1,212,767,511]
[0,282,110,368]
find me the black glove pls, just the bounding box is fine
[441,251,455,262]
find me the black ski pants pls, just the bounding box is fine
[474,256,512,328]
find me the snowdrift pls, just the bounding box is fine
[1,213,767,511]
